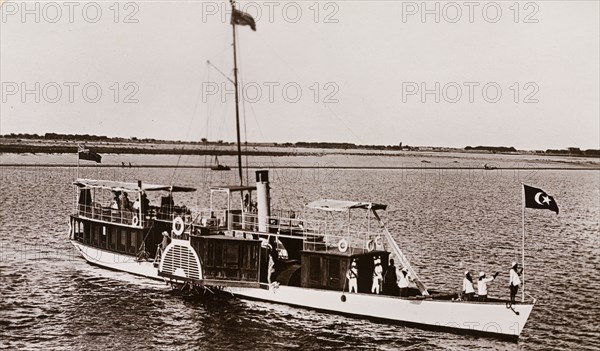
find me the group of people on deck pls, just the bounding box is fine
[347,257,524,303]
[346,257,415,297]
[462,261,522,303]
[109,191,149,215]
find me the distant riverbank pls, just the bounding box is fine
[2,137,599,159]
[1,149,598,170]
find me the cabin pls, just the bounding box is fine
[155,172,428,299]
[70,179,197,260]
[157,232,265,288]
[300,250,390,293]
[191,235,261,283]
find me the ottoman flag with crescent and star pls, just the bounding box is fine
[523,184,559,214]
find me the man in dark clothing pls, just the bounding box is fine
[383,259,399,296]
[140,191,150,214]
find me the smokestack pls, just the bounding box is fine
[255,170,270,232]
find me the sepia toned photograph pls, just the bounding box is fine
[1,1,598,350]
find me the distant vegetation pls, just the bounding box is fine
[281,142,404,151]
[464,146,517,153]
[543,147,600,157]
[1,133,233,145]
[464,145,599,157]
[1,133,598,157]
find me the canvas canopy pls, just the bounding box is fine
[210,185,257,193]
[73,179,196,193]
[305,199,387,212]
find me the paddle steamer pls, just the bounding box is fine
[69,0,534,340]
[70,169,534,340]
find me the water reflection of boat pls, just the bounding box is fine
[211,156,231,171]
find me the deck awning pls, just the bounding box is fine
[305,199,387,212]
[73,179,196,192]
[210,185,257,193]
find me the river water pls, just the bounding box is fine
[0,154,598,350]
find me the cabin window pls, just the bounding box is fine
[99,227,107,248]
[206,241,224,267]
[109,228,117,250]
[82,223,87,244]
[91,224,98,244]
[119,229,127,252]
[93,226,99,246]
[86,225,96,245]
[240,245,248,269]
[240,245,257,269]
[128,231,136,254]
[328,258,340,286]
[250,246,258,268]
[72,221,77,239]
[115,229,121,252]
[78,222,82,240]
[83,222,90,241]
[309,256,321,283]
[214,242,223,267]
[99,233,106,249]
[207,241,214,266]
[136,232,143,252]
[224,243,239,268]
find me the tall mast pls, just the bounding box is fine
[231,0,244,186]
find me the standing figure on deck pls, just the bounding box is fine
[383,259,398,296]
[111,191,121,209]
[154,231,170,265]
[346,259,358,293]
[119,192,132,222]
[372,256,383,294]
[160,232,170,252]
[509,262,522,304]
[477,271,499,301]
[462,271,475,301]
[267,245,276,284]
[244,193,251,212]
[398,268,412,297]
[140,191,149,214]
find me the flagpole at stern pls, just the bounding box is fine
[521,182,525,303]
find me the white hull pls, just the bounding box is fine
[71,241,161,280]
[228,285,533,339]
[71,240,533,339]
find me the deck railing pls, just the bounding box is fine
[75,203,232,232]
[76,204,147,227]
[227,212,385,253]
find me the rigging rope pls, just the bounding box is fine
[168,67,210,187]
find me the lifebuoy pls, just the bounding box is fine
[132,215,139,226]
[338,239,349,253]
[172,216,184,236]
[375,236,383,248]
[366,239,375,252]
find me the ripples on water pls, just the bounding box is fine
[0,157,598,350]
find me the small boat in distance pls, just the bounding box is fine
[211,155,231,171]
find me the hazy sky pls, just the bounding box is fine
[1,1,598,149]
